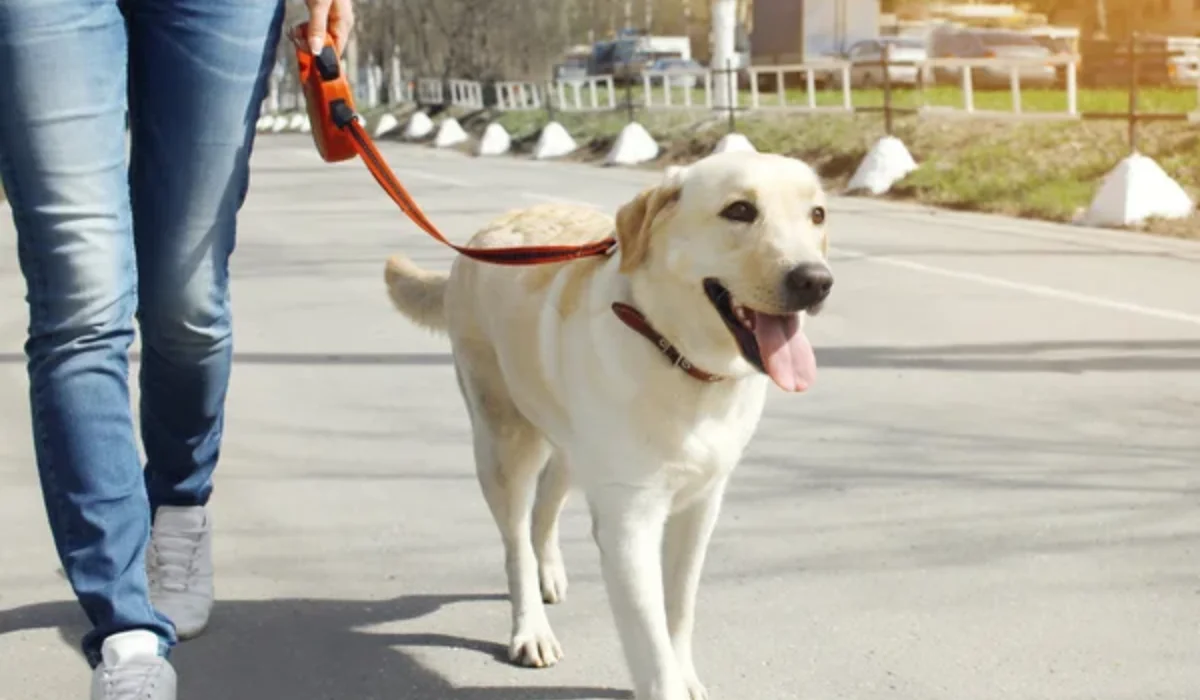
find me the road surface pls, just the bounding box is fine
[2,135,1199,700]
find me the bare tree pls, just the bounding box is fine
[342,0,598,82]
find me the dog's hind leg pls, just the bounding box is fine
[532,452,571,604]
[456,358,562,669]
[662,477,729,700]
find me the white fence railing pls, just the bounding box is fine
[448,79,485,109]
[925,55,1079,116]
[748,61,854,112]
[416,78,443,105]
[551,76,618,112]
[495,81,544,110]
[263,55,1200,121]
[639,71,715,109]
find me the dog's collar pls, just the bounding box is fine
[610,302,725,383]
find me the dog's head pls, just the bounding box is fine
[614,151,832,392]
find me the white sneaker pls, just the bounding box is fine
[147,505,214,640]
[90,630,176,700]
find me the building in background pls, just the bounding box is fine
[748,0,883,64]
[651,0,754,66]
[1042,0,1200,39]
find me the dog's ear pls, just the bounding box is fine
[614,184,681,272]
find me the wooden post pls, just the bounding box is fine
[882,42,894,135]
[1128,33,1138,153]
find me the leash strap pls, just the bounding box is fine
[293,25,721,383]
[292,21,615,267]
[337,112,617,266]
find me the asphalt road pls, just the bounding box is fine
[2,135,1199,700]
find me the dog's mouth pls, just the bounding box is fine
[703,278,817,393]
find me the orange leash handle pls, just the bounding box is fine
[290,22,358,163]
[290,23,617,267]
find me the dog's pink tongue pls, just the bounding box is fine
[751,312,816,392]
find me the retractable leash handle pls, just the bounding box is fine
[291,22,617,266]
[292,22,358,163]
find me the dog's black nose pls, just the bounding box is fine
[785,263,834,309]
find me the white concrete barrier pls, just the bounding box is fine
[404,112,434,140]
[605,122,659,166]
[713,133,757,154]
[477,122,512,156]
[846,136,918,195]
[374,113,400,138]
[433,117,468,148]
[1081,153,1194,227]
[287,113,307,131]
[533,121,577,160]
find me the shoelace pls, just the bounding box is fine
[102,658,165,699]
[148,525,205,593]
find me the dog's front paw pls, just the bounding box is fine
[681,666,708,700]
[539,555,568,604]
[509,620,564,668]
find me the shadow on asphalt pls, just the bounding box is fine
[0,594,631,700]
[1,339,1199,372]
[842,245,1200,261]
[0,352,455,367]
[815,339,1200,373]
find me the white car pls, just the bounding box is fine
[834,37,930,89]
[1169,54,1200,87]
[647,57,707,89]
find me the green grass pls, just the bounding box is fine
[484,105,1200,238]
[358,85,1200,237]
[620,83,1199,116]
[775,85,1198,115]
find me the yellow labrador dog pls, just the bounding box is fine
[383,150,832,700]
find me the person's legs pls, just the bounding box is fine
[128,0,284,511]
[125,0,283,637]
[0,0,176,669]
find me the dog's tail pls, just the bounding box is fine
[384,255,449,333]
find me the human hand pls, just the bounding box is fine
[306,0,354,55]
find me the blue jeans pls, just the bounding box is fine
[0,0,283,667]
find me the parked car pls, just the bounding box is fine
[554,57,590,83]
[831,36,930,89]
[929,28,1058,89]
[646,57,707,89]
[589,38,637,83]
[1169,53,1200,87]
[1030,35,1073,55]
[1030,34,1077,84]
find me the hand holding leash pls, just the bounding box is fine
[291,21,359,163]
[303,0,353,55]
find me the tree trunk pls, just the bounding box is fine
[1094,0,1108,38]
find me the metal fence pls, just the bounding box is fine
[263,49,1200,128]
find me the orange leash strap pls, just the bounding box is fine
[292,22,616,267]
[340,117,617,265]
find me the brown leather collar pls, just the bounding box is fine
[611,302,725,383]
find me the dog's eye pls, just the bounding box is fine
[810,206,826,226]
[719,200,758,223]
